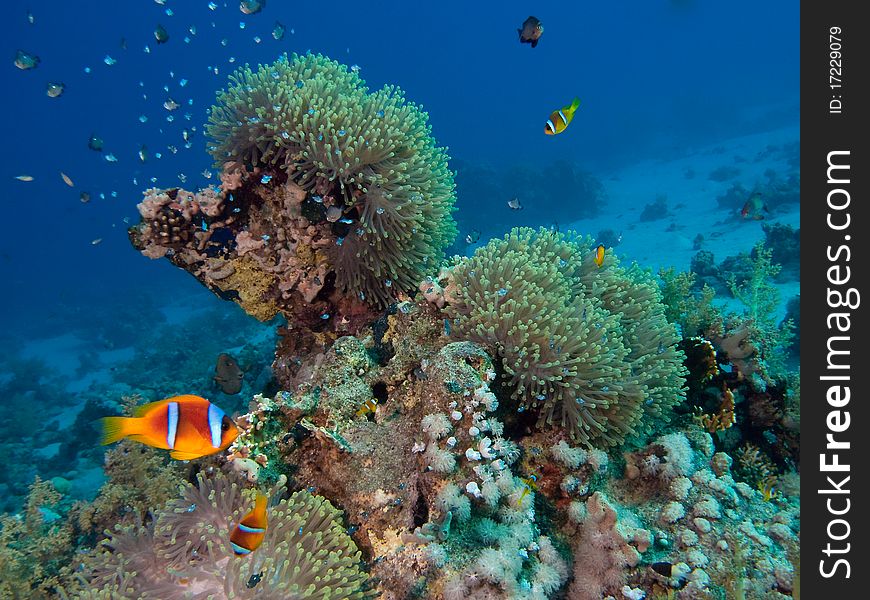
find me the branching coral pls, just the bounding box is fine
[658,267,722,338]
[695,385,736,433]
[724,243,794,379]
[438,227,686,447]
[0,478,74,598]
[68,471,373,599]
[205,52,457,307]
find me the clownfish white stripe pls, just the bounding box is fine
[231,542,252,555]
[558,110,567,125]
[207,403,223,448]
[166,402,179,449]
[238,524,266,534]
[546,119,555,133]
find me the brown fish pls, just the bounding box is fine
[518,16,543,48]
[214,353,243,395]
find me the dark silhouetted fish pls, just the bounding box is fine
[214,353,244,395]
[518,16,543,48]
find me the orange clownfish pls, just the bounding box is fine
[100,394,239,460]
[594,244,606,268]
[230,492,269,555]
[545,98,580,135]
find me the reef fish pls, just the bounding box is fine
[272,21,285,40]
[46,82,65,98]
[594,244,606,268]
[240,0,265,15]
[230,492,269,555]
[516,474,538,506]
[740,192,768,220]
[507,197,523,210]
[356,398,378,417]
[517,16,543,48]
[14,175,34,182]
[14,50,40,70]
[326,205,343,222]
[100,394,239,460]
[465,230,481,244]
[88,134,104,152]
[545,98,580,135]
[154,24,169,44]
[61,172,74,187]
[214,353,244,395]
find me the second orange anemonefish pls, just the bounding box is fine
[230,492,269,555]
[99,394,239,460]
[594,244,606,268]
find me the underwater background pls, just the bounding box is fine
[1,1,799,598]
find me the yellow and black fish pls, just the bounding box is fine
[356,398,378,417]
[544,98,580,135]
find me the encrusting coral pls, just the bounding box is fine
[428,227,686,447]
[66,471,373,599]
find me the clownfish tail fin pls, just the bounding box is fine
[100,416,131,445]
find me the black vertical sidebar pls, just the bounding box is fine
[801,0,870,596]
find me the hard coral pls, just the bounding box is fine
[438,227,686,447]
[69,471,373,599]
[205,52,457,307]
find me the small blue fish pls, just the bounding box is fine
[261,174,272,183]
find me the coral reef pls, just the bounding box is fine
[66,471,373,599]
[722,243,794,379]
[582,430,801,599]
[0,478,74,598]
[639,194,670,222]
[715,168,799,215]
[0,272,799,599]
[707,165,740,182]
[762,222,800,283]
[201,52,457,308]
[431,227,686,447]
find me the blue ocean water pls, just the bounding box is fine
[1,0,797,508]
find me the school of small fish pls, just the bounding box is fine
[11,2,299,247]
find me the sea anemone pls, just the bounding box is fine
[69,471,373,599]
[442,227,687,447]
[206,52,457,306]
